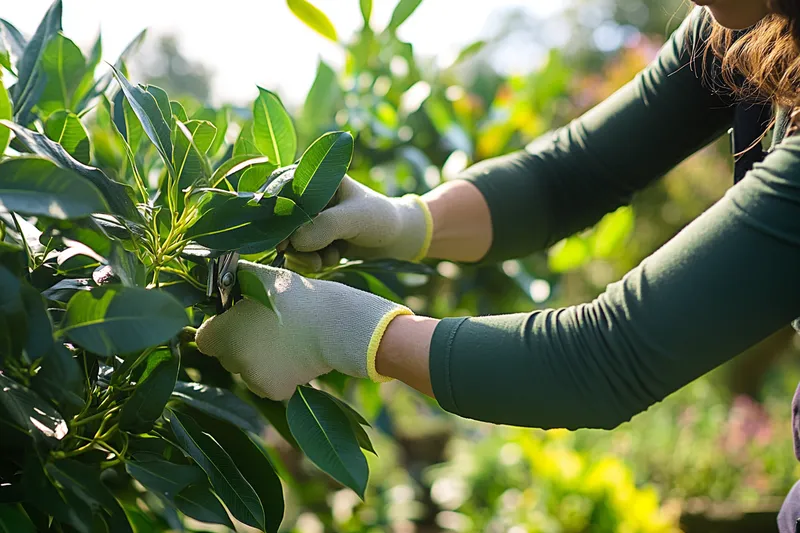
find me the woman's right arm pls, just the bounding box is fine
[427,8,735,264]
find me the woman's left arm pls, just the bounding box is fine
[377,134,800,430]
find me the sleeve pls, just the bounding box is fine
[463,8,736,262]
[430,130,800,430]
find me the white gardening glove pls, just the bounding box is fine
[195,261,412,400]
[287,176,433,270]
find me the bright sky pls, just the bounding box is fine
[2,0,564,106]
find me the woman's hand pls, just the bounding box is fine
[195,261,413,400]
[287,176,433,270]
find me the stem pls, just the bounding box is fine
[72,405,120,428]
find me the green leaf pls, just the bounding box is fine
[171,381,264,434]
[238,269,279,316]
[173,119,216,191]
[44,110,91,163]
[0,79,10,156]
[12,0,62,123]
[210,155,270,188]
[233,120,259,157]
[19,284,53,362]
[0,373,68,444]
[251,395,298,448]
[71,32,101,110]
[109,244,145,288]
[126,454,205,498]
[0,157,108,219]
[359,0,372,25]
[165,408,266,530]
[145,85,172,129]
[0,264,26,361]
[388,0,423,32]
[38,33,87,115]
[286,0,338,42]
[61,286,188,356]
[170,100,188,123]
[23,454,91,533]
[0,504,35,533]
[174,483,235,529]
[237,162,277,193]
[0,19,27,72]
[452,40,487,66]
[302,60,341,137]
[287,386,369,497]
[110,65,174,177]
[547,236,590,273]
[0,120,141,222]
[185,190,280,250]
[192,105,228,157]
[185,408,284,533]
[76,30,146,111]
[46,459,132,533]
[32,343,84,416]
[592,206,634,258]
[120,347,179,433]
[253,88,296,166]
[292,131,353,214]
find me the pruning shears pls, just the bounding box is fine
[207,250,285,313]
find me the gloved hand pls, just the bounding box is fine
[195,261,412,400]
[287,176,433,270]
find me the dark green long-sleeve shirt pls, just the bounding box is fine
[429,8,800,430]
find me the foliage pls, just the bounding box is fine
[0,2,417,531]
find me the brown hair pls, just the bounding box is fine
[706,1,800,108]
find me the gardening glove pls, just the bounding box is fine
[195,261,411,400]
[288,176,433,270]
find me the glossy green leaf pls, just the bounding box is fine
[388,0,423,32]
[186,408,284,533]
[0,121,141,222]
[0,157,108,219]
[452,40,488,66]
[210,155,270,188]
[251,395,298,448]
[292,131,353,214]
[145,85,172,129]
[71,32,101,109]
[238,269,279,316]
[109,244,145,288]
[173,119,216,190]
[0,19,26,71]
[237,162,277,193]
[234,120,260,157]
[46,459,132,533]
[126,454,205,498]
[19,284,53,362]
[44,110,91,163]
[170,100,188,122]
[359,0,372,25]
[253,88,296,166]
[287,0,338,42]
[171,381,264,434]
[547,236,590,273]
[12,0,62,123]
[0,79,10,156]
[32,343,84,416]
[174,483,234,529]
[120,348,179,433]
[165,409,266,530]
[61,286,188,356]
[302,60,341,136]
[23,455,91,533]
[0,263,25,361]
[38,33,87,115]
[0,504,36,533]
[192,105,228,157]
[287,386,369,497]
[0,373,68,444]
[110,65,174,176]
[592,206,634,258]
[185,190,282,250]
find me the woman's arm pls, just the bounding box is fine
[445,8,734,263]
[377,129,800,428]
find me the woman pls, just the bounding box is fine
[197,0,800,527]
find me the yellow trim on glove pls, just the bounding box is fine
[408,195,433,262]
[366,306,413,382]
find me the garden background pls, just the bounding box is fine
[2,0,799,531]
